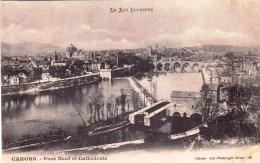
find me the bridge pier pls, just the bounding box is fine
[153,61,216,73]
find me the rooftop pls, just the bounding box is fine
[203,84,219,91]
[171,91,201,98]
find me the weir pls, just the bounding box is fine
[100,66,133,80]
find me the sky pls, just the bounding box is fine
[1,0,260,50]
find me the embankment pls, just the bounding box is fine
[2,73,100,95]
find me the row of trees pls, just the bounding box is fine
[71,87,142,133]
[118,53,155,74]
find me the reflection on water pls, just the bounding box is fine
[2,73,203,149]
[2,79,132,142]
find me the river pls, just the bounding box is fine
[2,73,203,150]
[2,79,136,144]
[137,73,204,101]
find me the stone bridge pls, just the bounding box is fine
[153,61,216,73]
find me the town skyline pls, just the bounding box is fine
[1,0,260,50]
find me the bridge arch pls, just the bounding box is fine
[157,63,163,71]
[192,63,200,72]
[172,112,181,117]
[164,63,171,71]
[173,62,181,73]
[183,62,192,73]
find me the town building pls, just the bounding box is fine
[91,62,101,71]
[9,75,20,85]
[100,69,112,80]
[147,46,152,56]
[71,50,86,60]
[170,91,202,116]
[51,53,67,66]
[41,72,52,81]
[25,60,39,69]
[51,61,67,66]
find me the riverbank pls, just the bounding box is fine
[2,73,100,96]
[2,77,147,152]
[2,109,138,152]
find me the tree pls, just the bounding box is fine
[73,60,86,75]
[107,94,115,120]
[88,103,94,124]
[126,99,130,112]
[131,89,139,111]
[226,84,250,111]
[226,84,253,145]
[201,84,218,122]
[247,97,260,143]
[71,102,87,127]
[120,89,127,115]
[118,54,154,74]
[115,97,120,117]
[49,66,67,78]
[89,87,104,122]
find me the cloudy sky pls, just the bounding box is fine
[1,0,260,50]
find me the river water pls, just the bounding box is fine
[2,79,135,143]
[2,73,204,150]
[137,73,204,101]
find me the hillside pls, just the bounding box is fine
[1,42,63,56]
[189,45,260,54]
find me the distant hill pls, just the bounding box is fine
[189,45,260,54]
[1,42,63,56]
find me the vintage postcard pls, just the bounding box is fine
[1,0,260,163]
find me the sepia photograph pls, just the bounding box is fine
[1,0,260,162]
